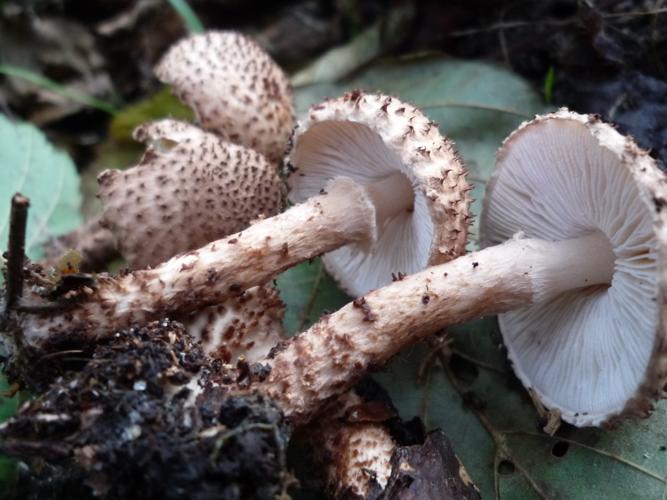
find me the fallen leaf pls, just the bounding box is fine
[0,113,83,261]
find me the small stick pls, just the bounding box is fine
[5,193,29,312]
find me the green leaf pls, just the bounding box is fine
[276,259,350,335]
[0,113,83,261]
[166,0,205,34]
[109,87,193,144]
[0,114,82,495]
[374,321,667,499]
[543,66,556,104]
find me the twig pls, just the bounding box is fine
[5,193,29,313]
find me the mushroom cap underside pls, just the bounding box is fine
[289,91,471,296]
[480,109,667,426]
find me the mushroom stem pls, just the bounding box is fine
[363,172,414,227]
[260,232,616,424]
[21,177,376,344]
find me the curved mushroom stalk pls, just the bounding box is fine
[18,177,374,345]
[260,236,602,424]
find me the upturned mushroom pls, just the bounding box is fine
[155,31,295,164]
[253,110,667,427]
[289,91,470,295]
[17,91,470,345]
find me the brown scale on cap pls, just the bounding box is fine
[97,119,285,269]
[155,31,295,164]
[182,285,285,364]
[308,391,396,498]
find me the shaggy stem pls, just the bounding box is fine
[21,178,377,344]
[261,232,615,424]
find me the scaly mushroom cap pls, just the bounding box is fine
[480,109,667,426]
[98,119,284,269]
[155,31,295,164]
[289,91,470,296]
[183,285,285,364]
[313,392,395,498]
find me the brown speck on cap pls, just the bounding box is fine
[155,31,295,164]
[98,119,285,269]
[183,285,285,364]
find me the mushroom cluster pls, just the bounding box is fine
[42,31,292,272]
[3,24,666,500]
[9,32,448,499]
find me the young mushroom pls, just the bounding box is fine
[155,31,295,164]
[41,30,295,271]
[255,110,667,427]
[17,92,470,346]
[98,119,284,268]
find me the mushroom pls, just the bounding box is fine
[187,295,399,498]
[308,391,397,498]
[18,92,470,345]
[39,119,285,272]
[289,91,470,295]
[97,119,284,268]
[480,109,667,426]
[256,110,667,427]
[155,31,295,164]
